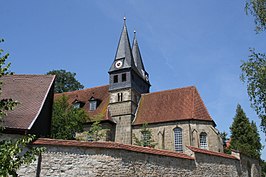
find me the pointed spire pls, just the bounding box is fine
[109,17,135,73]
[132,30,145,76]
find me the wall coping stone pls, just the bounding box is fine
[33,138,194,160]
[187,146,239,160]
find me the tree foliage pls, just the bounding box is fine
[51,95,87,140]
[0,39,43,177]
[245,0,266,32]
[0,135,44,176]
[47,69,84,93]
[133,123,157,148]
[87,121,105,141]
[220,131,231,154]
[240,49,266,133]
[0,39,18,129]
[230,104,262,159]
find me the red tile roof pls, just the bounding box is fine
[33,138,194,160]
[1,75,55,130]
[133,86,213,125]
[55,85,111,122]
[187,146,238,160]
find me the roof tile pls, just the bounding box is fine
[1,75,55,130]
[187,146,238,160]
[133,86,213,125]
[55,85,111,122]
[33,138,194,160]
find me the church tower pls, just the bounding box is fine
[108,18,150,144]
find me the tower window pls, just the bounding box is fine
[174,127,183,152]
[122,73,127,82]
[114,75,118,83]
[117,92,123,102]
[199,132,208,149]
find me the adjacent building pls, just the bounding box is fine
[0,75,55,138]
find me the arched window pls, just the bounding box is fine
[174,127,183,152]
[199,132,208,149]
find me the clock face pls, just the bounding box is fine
[115,60,123,68]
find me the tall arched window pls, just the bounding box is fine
[199,132,208,149]
[174,127,183,152]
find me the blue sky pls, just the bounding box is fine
[1,1,265,159]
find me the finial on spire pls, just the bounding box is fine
[134,30,136,38]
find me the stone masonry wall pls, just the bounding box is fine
[17,138,260,177]
[132,120,223,152]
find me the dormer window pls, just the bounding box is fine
[73,102,81,109]
[73,100,85,109]
[89,97,97,111]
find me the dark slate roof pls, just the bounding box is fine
[55,85,113,122]
[109,18,136,73]
[1,75,55,130]
[132,31,146,76]
[133,86,214,125]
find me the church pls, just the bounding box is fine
[58,18,223,153]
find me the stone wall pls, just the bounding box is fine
[132,120,223,152]
[109,88,138,144]
[17,138,260,177]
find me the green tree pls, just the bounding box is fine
[133,123,157,148]
[240,49,266,133]
[242,0,266,134]
[51,95,87,139]
[87,121,105,141]
[0,39,43,177]
[245,0,266,32]
[220,131,231,154]
[230,104,262,159]
[47,69,84,93]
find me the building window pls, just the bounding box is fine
[117,92,123,102]
[174,127,183,152]
[114,75,118,83]
[89,100,97,111]
[73,102,80,109]
[73,101,85,109]
[200,132,208,149]
[122,73,127,82]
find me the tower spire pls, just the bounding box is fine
[132,30,146,78]
[109,17,135,73]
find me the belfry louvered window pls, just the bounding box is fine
[174,127,183,152]
[200,132,208,149]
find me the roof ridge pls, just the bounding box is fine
[57,85,109,95]
[141,85,196,96]
[3,74,55,77]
